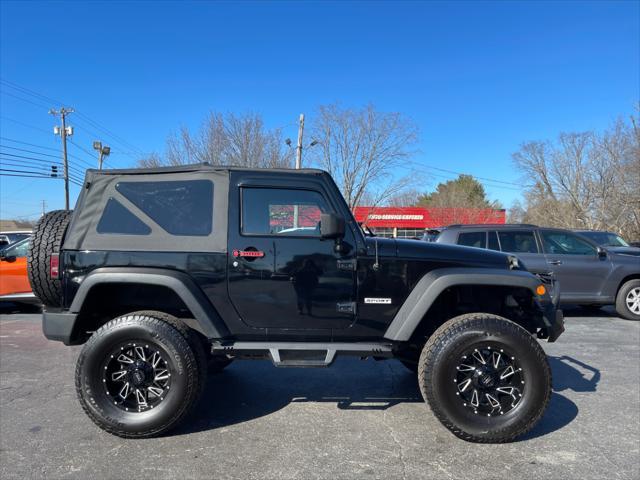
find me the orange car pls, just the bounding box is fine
[0,238,37,304]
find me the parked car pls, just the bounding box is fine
[436,224,640,320]
[30,165,563,442]
[0,237,37,304]
[574,230,640,257]
[0,231,31,251]
[421,228,443,242]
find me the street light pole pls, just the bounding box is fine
[295,113,304,169]
[93,141,111,170]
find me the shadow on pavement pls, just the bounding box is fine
[174,358,422,436]
[522,355,600,440]
[0,301,42,314]
[562,305,619,318]
[175,353,600,439]
[550,355,600,392]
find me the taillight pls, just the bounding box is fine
[50,253,60,279]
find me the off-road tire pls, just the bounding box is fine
[418,313,551,443]
[27,210,72,307]
[129,310,209,384]
[615,279,640,320]
[75,313,203,438]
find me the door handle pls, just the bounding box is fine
[232,249,265,259]
[547,260,562,265]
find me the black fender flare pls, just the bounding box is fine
[383,268,554,342]
[70,267,230,339]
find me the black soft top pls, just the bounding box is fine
[84,163,326,177]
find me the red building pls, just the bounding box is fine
[353,206,506,238]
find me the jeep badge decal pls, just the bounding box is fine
[364,298,392,304]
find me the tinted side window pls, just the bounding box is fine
[116,180,213,236]
[458,231,486,248]
[541,230,596,255]
[242,188,329,236]
[488,231,500,251]
[97,198,151,235]
[497,230,538,253]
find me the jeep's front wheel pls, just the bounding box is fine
[418,313,551,443]
[75,313,203,438]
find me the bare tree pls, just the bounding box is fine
[386,189,421,207]
[308,103,419,208]
[512,113,640,240]
[137,112,294,169]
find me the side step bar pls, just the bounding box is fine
[211,341,394,368]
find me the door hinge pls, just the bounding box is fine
[337,259,357,271]
[336,301,357,315]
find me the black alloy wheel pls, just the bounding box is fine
[418,313,551,443]
[453,345,524,417]
[75,313,204,438]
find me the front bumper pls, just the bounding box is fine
[537,278,564,342]
[42,310,78,345]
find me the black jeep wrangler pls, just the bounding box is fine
[28,164,564,442]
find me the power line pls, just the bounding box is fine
[0,137,95,166]
[0,152,86,175]
[0,121,97,169]
[0,90,51,110]
[1,167,54,176]
[0,137,59,152]
[0,144,61,158]
[0,152,61,163]
[0,152,83,173]
[0,168,82,187]
[0,172,57,179]
[0,115,51,135]
[73,114,142,158]
[0,159,86,181]
[0,78,63,106]
[1,78,145,158]
[0,158,58,172]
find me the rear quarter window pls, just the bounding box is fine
[497,230,538,253]
[457,231,487,249]
[115,180,214,236]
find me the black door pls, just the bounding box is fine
[227,184,357,331]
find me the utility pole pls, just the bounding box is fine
[41,200,46,217]
[50,107,74,210]
[295,113,304,169]
[93,141,111,170]
[293,113,305,228]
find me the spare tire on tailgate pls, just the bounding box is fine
[28,210,73,307]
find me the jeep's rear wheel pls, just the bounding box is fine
[75,313,203,438]
[418,313,551,443]
[27,210,72,307]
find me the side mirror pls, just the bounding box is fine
[597,246,607,259]
[320,213,345,239]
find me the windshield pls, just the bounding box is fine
[1,237,30,258]
[580,231,629,247]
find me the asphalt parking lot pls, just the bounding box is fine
[0,308,639,480]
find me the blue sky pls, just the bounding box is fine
[1,0,638,219]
